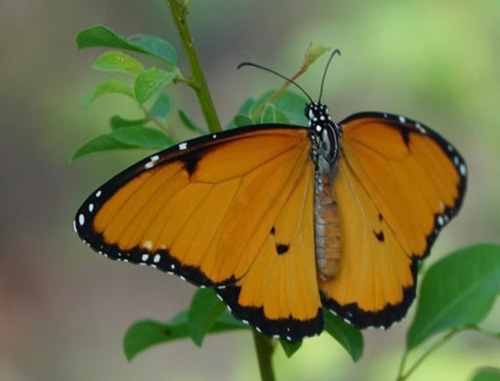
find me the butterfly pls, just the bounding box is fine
[74,50,467,341]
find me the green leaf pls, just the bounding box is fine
[323,309,364,362]
[233,114,254,127]
[92,51,144,74]
[303,43,331,69]
[226,97,256,129]
[471,367,500,381]
[407,243,500,350]
[149,93,172,119]
[110,115,148,129]
[279,339,302,358]
[71,126,173,161]
[259,104,290,124]
[187,289,227,346]
[237,97,257,116]
[77,25,139,50]
[134,67,179,105]
[178,109,206,135]
[77,25,178,66]
[71,135,134,162]
[128,33,178,66]
[251,90,307,125]
[259,104,277,123]
[124,312,247,361]
[83,78,133,108]
[123,320,186,362]
[271,90,308,125]
[109,126,174,148]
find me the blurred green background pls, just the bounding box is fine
[1,0,499,380]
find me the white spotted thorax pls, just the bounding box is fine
[306,102,343,282]
[306,102,342,173]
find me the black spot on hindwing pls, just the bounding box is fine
[374,230,385,242]
[276,244,289,255]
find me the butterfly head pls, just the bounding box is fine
[306,102,341,167]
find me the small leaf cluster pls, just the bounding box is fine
[73,25,204,162]
[124,288,363,362]
[398,243,500,380]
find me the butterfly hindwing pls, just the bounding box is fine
[218,158,323,340]
[75,124,323,339]
[320,112,467,328]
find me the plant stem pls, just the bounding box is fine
[252,330,276,381]
[397,327,465,381]
[139,105,180,140]
[167,0,222,133]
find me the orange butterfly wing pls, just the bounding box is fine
[320,113,467,328]
[75,125,322,339]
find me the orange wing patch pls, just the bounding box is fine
[218,159,323,340]
[320,113,466,328]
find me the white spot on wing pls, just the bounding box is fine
[141,254,149,262]
[95,190,102,198]
[179,142,188,150]
[415,123,426,133]
[72,220,77,232]
[88,203,94,212]
[459,163,467,176]
[78,214,85,226]
[150,155,159,161]
[145,162,154,169]
[399,116,406,123]
[437,215,444,226]
[154,254,161,263]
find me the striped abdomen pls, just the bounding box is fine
[314,171,341,281]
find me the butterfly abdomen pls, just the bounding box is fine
[314,171,341,281]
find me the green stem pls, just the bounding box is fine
[167,0,222,132]
[397,327,465,381]
[140,105,180,141]
[252,330,276,381]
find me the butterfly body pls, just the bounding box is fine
[75,101,466,341]
[305,102,343,281]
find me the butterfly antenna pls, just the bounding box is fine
[318,49,341,103]
[237,62,314,104]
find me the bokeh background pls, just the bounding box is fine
[1,0,499,380]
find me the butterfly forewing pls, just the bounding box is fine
[75,125,323,339]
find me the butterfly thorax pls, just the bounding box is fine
[306,102,342,281]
